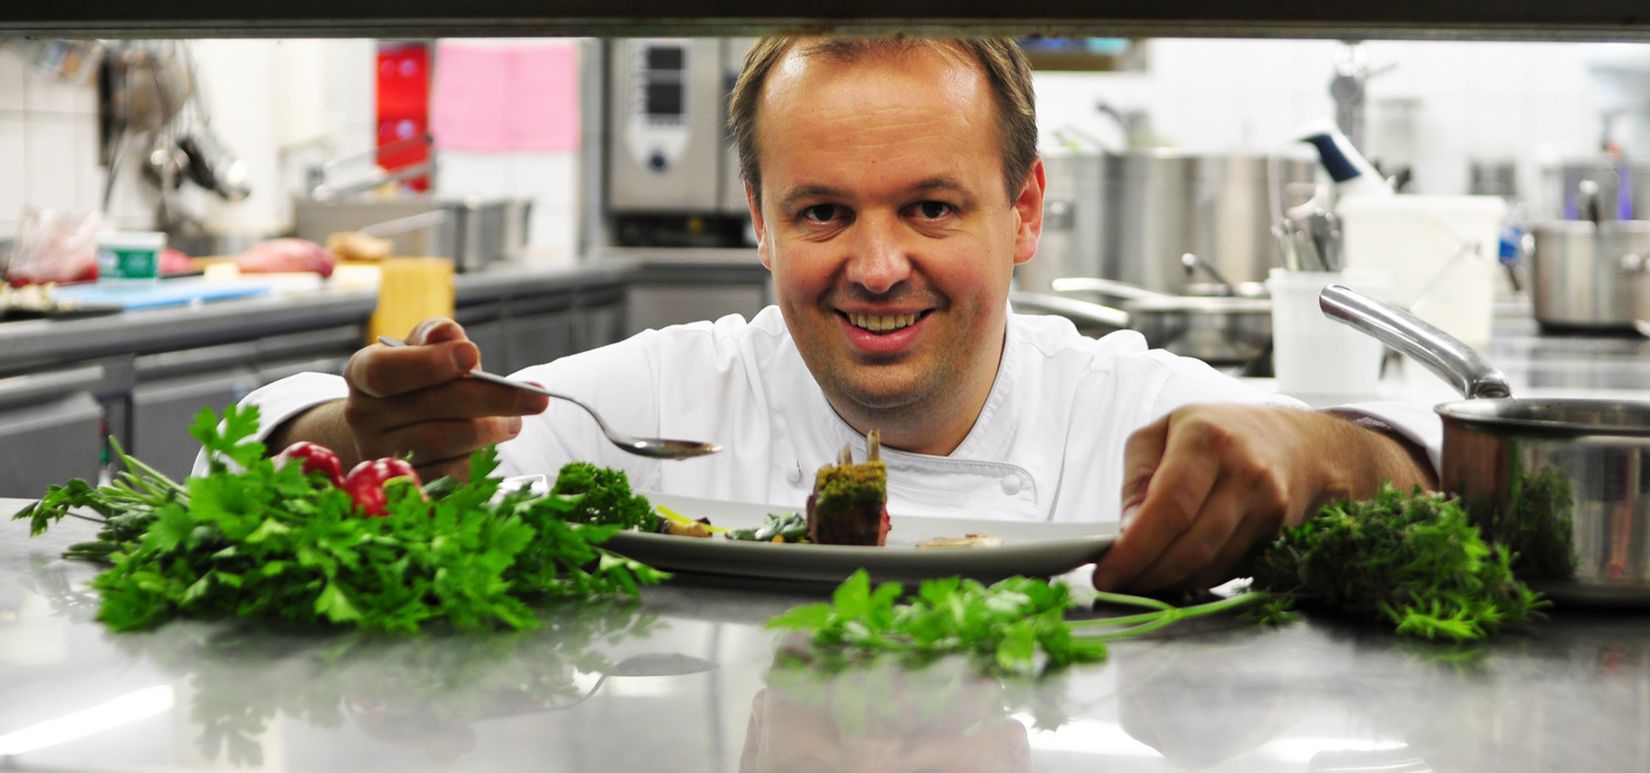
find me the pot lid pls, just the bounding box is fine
[1438,397,1650,438]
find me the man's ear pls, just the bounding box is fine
[1011,157,1047,267]
[747,182,773,270]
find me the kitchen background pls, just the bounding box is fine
[0,36,1642,264]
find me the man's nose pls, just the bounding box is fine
[844,213,913,294]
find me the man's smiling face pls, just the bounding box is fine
[748,42,1044,454]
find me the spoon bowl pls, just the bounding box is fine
[376,336,721,460]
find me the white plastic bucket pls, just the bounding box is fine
[1266,267,1392,398]
[1336,195,1505,350]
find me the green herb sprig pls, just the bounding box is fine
[17,404,667,633]
[768,485,1549,672]
[766,569,1261,676]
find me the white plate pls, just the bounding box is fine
[601,490,1116,585]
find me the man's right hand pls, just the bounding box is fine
[271,318,549,481]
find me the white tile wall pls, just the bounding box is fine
[24,116,79,212]
[0,52,26,112]
[0,48,102,239]
[0,116,25,229]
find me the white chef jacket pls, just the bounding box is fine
[221,305,1441,525]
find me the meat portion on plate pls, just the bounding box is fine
[805,429,890,546]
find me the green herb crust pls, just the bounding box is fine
[808,458,888,545]
[813,459,887,509]
[16,404,667,633]
[1249,483,1548,641]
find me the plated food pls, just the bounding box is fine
[647,429,1001,551]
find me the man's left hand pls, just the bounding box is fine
[1091,403,1434,593]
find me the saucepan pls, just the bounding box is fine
[1050,276,1272,366]
[1320,284,1650,606]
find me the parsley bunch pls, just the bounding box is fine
[17,404,666,633]
[550,461,659,531]
[767,569,1261,677]
[1249,483,1548,641]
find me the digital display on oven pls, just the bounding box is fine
[644,81,684,117]
[645,46,684,71]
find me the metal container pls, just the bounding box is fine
[293,197,531,272]
[1101,150,1316,295]
[1543,158,1650,222]
[440,198,533,273]
[1017,150,1104,293]
[1529,220,1650,332]
[1011,276,1272,366]
[1322,284,1650,606]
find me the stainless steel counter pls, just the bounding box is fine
[4,502,1649,773]
[7,291,1650,771]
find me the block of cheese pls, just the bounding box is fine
[368,257,455,344]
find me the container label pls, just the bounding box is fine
[98,247,158,280]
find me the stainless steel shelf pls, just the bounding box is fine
[10,1,1650,40]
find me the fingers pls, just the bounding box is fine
[1119,415,1168,517]
[1127,475,1287,592]
[347,380,548,435]
[337,316,547,474]
[1093,416,1222,591]
[352,414,526,470]
[346,340,479,398]
[408,317,466,346]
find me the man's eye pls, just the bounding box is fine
[801,204,840,223]
[913,201,953,220]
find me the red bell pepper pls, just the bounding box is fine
[342,458,422,517]
[276,441,344,488]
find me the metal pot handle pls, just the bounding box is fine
[1318,283,1512,400]
[1009,291,1131,331]
[1050,276,1172,302]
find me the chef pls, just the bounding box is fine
[213,36,1439,593]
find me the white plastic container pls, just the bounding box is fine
[1266,267,1392,398]
[1336,195,1505,350]
[95,230,165,284]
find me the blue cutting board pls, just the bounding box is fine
[53,281,270,310]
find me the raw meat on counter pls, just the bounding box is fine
[236,238,337,278]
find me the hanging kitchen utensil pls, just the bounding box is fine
[1273,217,1303,271]
[102,42,194,211]
[1321,283,1650,606]
[173,46,251,202]
[141,134,188,191]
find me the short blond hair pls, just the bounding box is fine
[729,37,1038,206]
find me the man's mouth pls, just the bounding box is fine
[845,311,924,333]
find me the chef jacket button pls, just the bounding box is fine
[786,464,803,485]
[1001,476,1022,495]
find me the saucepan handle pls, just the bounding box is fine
[1318,284,1513,400]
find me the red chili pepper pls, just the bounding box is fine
[276,441,344,487]
[342,458,423,517]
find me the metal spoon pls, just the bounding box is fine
[377,336,722,460]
